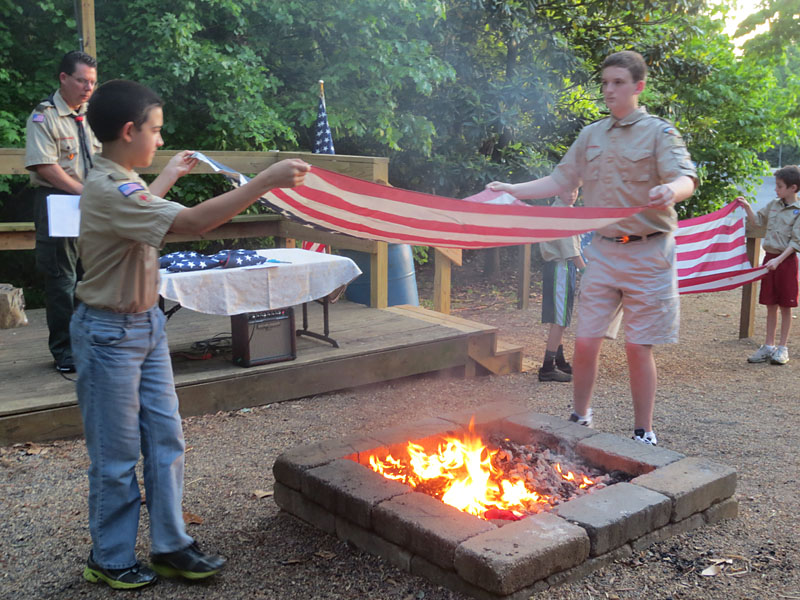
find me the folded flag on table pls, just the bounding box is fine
[166,257,221,272]
[210,249,268,268]
[160,251,203,269]
[162,249,266,272]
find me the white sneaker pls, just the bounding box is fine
[770,345,789,365]
[568,411,593,427]
[747,345,775,363]
[633,429,657,445]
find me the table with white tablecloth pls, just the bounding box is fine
[158,248,362,349]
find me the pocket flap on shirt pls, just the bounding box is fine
[622,148,652,162]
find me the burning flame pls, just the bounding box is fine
[368,426,595,519]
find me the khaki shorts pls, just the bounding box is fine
[576,233,679,344]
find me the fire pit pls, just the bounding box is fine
[273,403,737,599]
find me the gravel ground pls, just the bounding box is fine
[2,261,799,600]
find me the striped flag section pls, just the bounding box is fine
[675,202,767,294]
[190,154,767,295]
[262,166,641,249]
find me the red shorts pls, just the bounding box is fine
[759,252,799,307]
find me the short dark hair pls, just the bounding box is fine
[601,51,648,83]
[58,50,97,77]
[775,165,800,192]
[87,79,163,143]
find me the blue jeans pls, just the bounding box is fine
[71,303,193,569]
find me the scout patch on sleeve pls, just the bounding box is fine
[118,182,145,197]
[32,114,45,123]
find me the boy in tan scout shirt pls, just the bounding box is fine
[24,50,101,373]
[489,51,697,446]
[735,165,800,365]
[72,79,309,589]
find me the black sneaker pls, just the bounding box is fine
[83,553,157,589]
[151,542,226,580]
[54,358,76,373]
[538,367,572,382]
[555,360,572,375]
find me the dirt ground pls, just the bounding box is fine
[1,253,798,600]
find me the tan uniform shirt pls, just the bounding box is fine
[24,89,101,187]
[539,198,582,262]
[551,107,697,237]
[76,156,185,313]
[750,198,800,255]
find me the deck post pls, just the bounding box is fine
[739,235,762,339]
[516,244,531,310]
[370,242,388,308]
[434,249,452,314]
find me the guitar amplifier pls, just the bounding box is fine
[231,308,296,367]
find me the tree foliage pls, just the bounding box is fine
[0,0,797,218]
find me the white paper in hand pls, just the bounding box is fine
[47,195,81,237]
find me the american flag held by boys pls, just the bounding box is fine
[190,153,766,294]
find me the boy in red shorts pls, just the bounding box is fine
[736,164,800,365]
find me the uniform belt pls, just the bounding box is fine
[600,231,664,244]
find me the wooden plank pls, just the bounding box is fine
[384,305,497,333]
[371,242,388,308]
[80,0,96,58]
[433,248,452,314]
[739,236,761,339]
[435,247,462,267]
[516,244,531,310]
[0,149,388,182]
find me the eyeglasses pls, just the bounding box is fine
[68,74,97,89]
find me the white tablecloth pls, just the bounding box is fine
[158,248,362,316]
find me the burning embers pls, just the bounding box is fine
[367,424,616,521]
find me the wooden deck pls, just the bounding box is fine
[0,300,522,445]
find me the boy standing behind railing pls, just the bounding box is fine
[735,164,800,365]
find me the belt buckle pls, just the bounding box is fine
[618,235,630,244]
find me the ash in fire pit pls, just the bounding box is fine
[273,405,738,599]
[365,423,629,521]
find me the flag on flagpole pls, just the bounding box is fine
[304,80,334,252]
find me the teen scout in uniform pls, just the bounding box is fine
[72,79,309,590]
[735,164,800,366]
[488,50,697,446]
[24,50,101,372]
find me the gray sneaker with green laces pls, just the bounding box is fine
[747,345,775,363]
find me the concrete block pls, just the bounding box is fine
[704,497,739,524]
[502,412,599,453]
[554,482,671,556]
[302,459,411,528]
[630,513,705,551]
[631,457,737,522]
[546,543,632,588]
[373,492,495,570]
[273,481,335,534]
[273,435,381,490]
[335,516,412,572]
[453,512,590,595]
[575,433,685,476]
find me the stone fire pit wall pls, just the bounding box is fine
[273,404,738,600]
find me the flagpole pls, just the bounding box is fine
[319,79,325,104]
